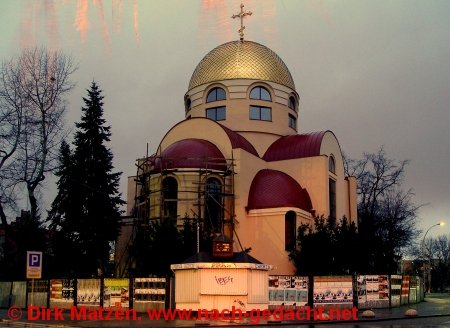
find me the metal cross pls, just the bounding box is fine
[232,3,252,41]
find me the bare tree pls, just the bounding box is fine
[378,188,421,258]
[0,47,77,221]
[0,52,27,228]
[344,147,409,220]
[432,235,450,264]
[344,147,421,273]
[422,235,450,291]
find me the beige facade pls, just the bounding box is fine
[123,40,357,275]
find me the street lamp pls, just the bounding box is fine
[421,222,445,294]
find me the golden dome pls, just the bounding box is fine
[188,41,295,90]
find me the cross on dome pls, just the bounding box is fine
[232,3,252,41]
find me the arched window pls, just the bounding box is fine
[329,178,336,220]
[250,86,271,101]
[288,96,296,110]
[205,177,223,233]
[285,211,296,251]
[329,155,336,174]
[162,177,178,218]
[206,87,226,102]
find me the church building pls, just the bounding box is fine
[122,6,357,275]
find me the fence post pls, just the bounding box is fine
[8,281,13,308]
[308,275,314,308]
[388,275,392,309]
[100,277,104,308]
[25,280,29,308]
[352,273,358,309]
[46,279,50,308]
[129,277,134,310]
[74,279,78,307]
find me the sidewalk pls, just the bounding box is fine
[356,294,450,321]
[1,294,449,327]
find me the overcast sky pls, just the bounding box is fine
[1,0,449,238]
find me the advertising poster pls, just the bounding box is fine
[313,276,352,306]
[0,282,12,308]
[358,275,389,309]
[356,275,366,303]
[390,275,402,307]
[77,279,101,307]
[134,277,166,302]
[104,278,129,308]
[268,276,308,308]
[50,279,74,308]
[410,275,423,302]
[401,276,410,305]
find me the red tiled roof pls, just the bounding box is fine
[152,138,227,172]
[263,131,327,162]
[247,169,312,212]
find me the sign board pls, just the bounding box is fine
[26,251,42,279]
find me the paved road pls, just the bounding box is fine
[1,293,449,327]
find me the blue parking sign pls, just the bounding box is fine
[27,251,42,279]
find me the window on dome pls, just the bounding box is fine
[288,96,296,109]
[250,86,271,101]
[250,105,271,121]
[205,177,223,233]
[206,87,226,103]
[185,97,191,113]
[329,155,336,174]
[162,177,178,218]
[285,211,296,251]
[206,106,226,121]
[288,114,297,130]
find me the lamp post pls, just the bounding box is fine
[421,222,445,295]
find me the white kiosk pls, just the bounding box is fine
[170,236,272,311]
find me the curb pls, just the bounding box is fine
[200,313,450,327]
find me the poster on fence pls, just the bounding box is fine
[313,276,352,306]
[77,279,101,306]
[0,282,12,308]
[50,279,74,304]
[409,276,419,303]
[357,275,389,308]
[134,278,166,302]
[401,276,410,304]
[27,280,49,307]
[268,276,308,308]
[104,278,129,308]
[390,275,402,307]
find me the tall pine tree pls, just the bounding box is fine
[47,141,82,277]
[48,82,123,277]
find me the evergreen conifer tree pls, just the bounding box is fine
[49,81,123,277]
[47,141,82,276]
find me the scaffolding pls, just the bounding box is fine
[116,149,237,277]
